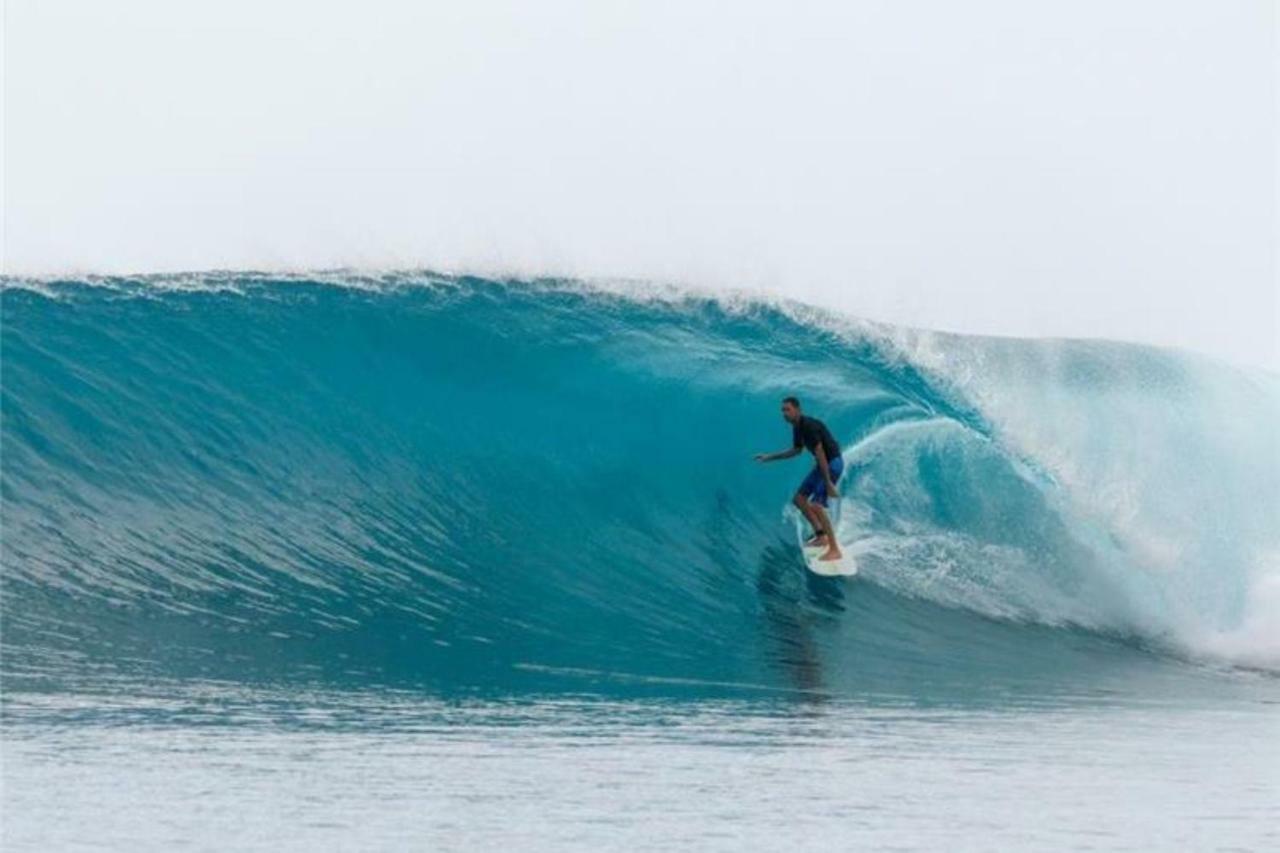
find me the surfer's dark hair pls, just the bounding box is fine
[782,396,801,409]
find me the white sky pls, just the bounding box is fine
[3,0,1277,368]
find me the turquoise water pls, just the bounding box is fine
[2,273,1278,849]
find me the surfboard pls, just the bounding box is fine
[802,544,858,577]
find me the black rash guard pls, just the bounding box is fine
[792,415,841,462]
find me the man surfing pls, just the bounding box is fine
[754,396,845,562]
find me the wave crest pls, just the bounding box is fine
[2,273,1276,691]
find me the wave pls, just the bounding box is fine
[2,272,1277,696]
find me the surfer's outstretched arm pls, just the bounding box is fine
[755,447,801,462]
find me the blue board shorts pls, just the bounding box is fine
[797,455,844,506]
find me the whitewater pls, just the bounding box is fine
[3,271,1278,850]
[4,271,1277,677]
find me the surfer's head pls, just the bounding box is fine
[781,396,802,424]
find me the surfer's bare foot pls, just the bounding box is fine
[819,547,843,562]
[804,533,827,547]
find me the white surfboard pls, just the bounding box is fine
[802,544,858,577]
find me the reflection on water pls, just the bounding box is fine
[3,681,1277,851]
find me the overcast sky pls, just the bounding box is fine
[3,0,1276,368]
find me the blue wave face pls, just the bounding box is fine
[2,274,1277,698]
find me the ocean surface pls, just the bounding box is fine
[2,273,1278,850]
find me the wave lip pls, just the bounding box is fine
[2,273,1277,691]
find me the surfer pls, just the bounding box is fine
[754,397,844,562]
